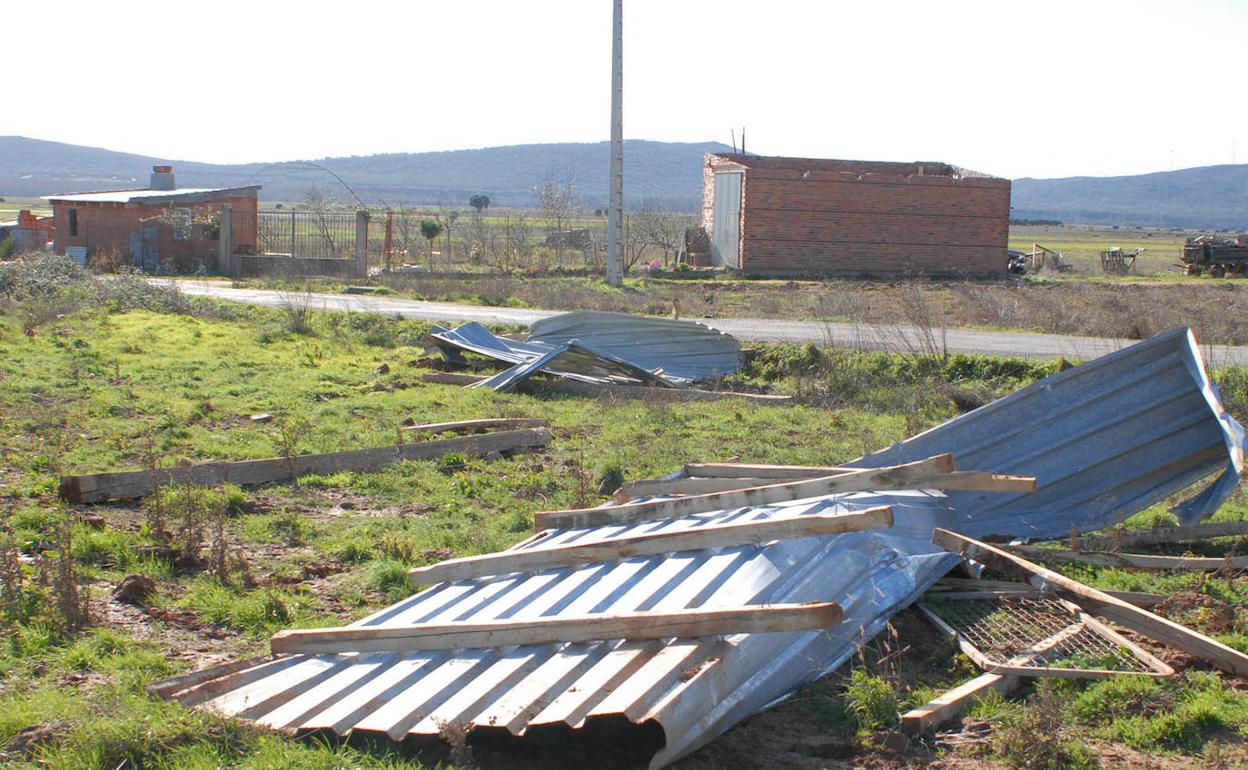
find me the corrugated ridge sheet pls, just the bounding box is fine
[528,311,742,383]
[156,329,1245,769]
[852,328,1245,533]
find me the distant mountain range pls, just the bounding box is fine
[0,136,732,210]
[2,136,1245,228]
[1012,165,1248,229]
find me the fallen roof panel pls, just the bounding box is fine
[155,328,1245,768]
[429,311,742,389]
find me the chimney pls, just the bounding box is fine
[150,165,176,191]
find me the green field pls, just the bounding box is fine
[2,256,1248,768]
[0,196,52,221]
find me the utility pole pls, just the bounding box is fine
[605,0,624,287]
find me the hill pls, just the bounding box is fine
[1011,164,1248,229]
[6,136,1245,228]
[0,136,733,210]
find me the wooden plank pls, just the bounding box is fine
[60,428,551,504]
[1065,521,1248,552]
[927,578,1163,608]
[1006,544,1248,571]
[617,475,847,498]
[922,472,1036,493]
[409,505,893,584]
[933,528,1248,678]
[683,463,854,479]
[419,372,793,404]
[421,371,483,385]
[901,671,1018,734]
[620,470,1034,499]
[534,454,957,531]
[401,417,549,434]
[270,601,844,655]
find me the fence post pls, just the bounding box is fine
[384,210,394,273]
[355,210,369,278]
[218,204,234,276]
[290,210,297,258]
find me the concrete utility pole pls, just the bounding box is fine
[605,0,624,287]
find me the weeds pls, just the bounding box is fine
[842,669,899,735]
[993,687,1097,770]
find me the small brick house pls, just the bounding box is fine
[46,166,259,272]
[701,153,1011,276]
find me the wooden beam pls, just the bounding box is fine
[535,454,957,531]
[901,671,1018,735]
[617,475,847,498]
[270,601,844,655]
[1006,544,1248,572]
[421,371,483,385]
[932,528,1248,678]
[619,470,1034,500]
[420,372,793,404]
[401,417,548,434]
[410,506,892,584]
[683,463,853,479]
[1063,521,1248,552]
[59,428,551,504]
[927,578,1163,608]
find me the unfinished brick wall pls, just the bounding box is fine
[703,153,1010,277]
[51,195,258,270]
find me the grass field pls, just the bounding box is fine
[2,256,1248,768]
[0,197,52,221]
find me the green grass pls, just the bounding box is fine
[3,264,1248,768]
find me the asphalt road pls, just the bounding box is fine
[168,280,1248,367]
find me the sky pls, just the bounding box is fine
[7,0,1246,179]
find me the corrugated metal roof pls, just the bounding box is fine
[155,328,1245,768]
[44,186,260,204]
[430,311,742,389]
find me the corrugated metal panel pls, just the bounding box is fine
[429,311,742,388]
[156,329,1245,768]
[528,311,742,383]
[710,172,742,269]
[852,328,1245,535]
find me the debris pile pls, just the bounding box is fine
[151,328,1246,768]
[426,310,743,393]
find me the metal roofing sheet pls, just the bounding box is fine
[157,328,1245,768]
[44,186,260,203]
[429,311,741,389]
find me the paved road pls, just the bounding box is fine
[169,280,1248,367]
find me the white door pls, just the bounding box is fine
[710,172,742,268]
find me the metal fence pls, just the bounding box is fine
[256,210,359,260]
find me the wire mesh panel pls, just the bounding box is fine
[922,597,1167,675]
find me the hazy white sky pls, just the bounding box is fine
[8,0,1245,179]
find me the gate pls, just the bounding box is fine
[710,171,742,268]
[129,226,160,272]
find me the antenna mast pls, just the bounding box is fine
[605,0,624,287]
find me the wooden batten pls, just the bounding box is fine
[535,454,957,530]
[270,601,845,655]
[410,506,893,584]
[60,428,551,504]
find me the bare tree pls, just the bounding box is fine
[438,207,460,269]
[622,213,649,272]
[533,174,582,266]
[634,201,693,267]
[300,185,344,257]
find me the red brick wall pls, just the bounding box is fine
[702,153,1010,277]
[51,195,258,271]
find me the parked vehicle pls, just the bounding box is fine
[1182,235,1248,278]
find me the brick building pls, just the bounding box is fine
[701,153,1011,276]
[46,166,259,272]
